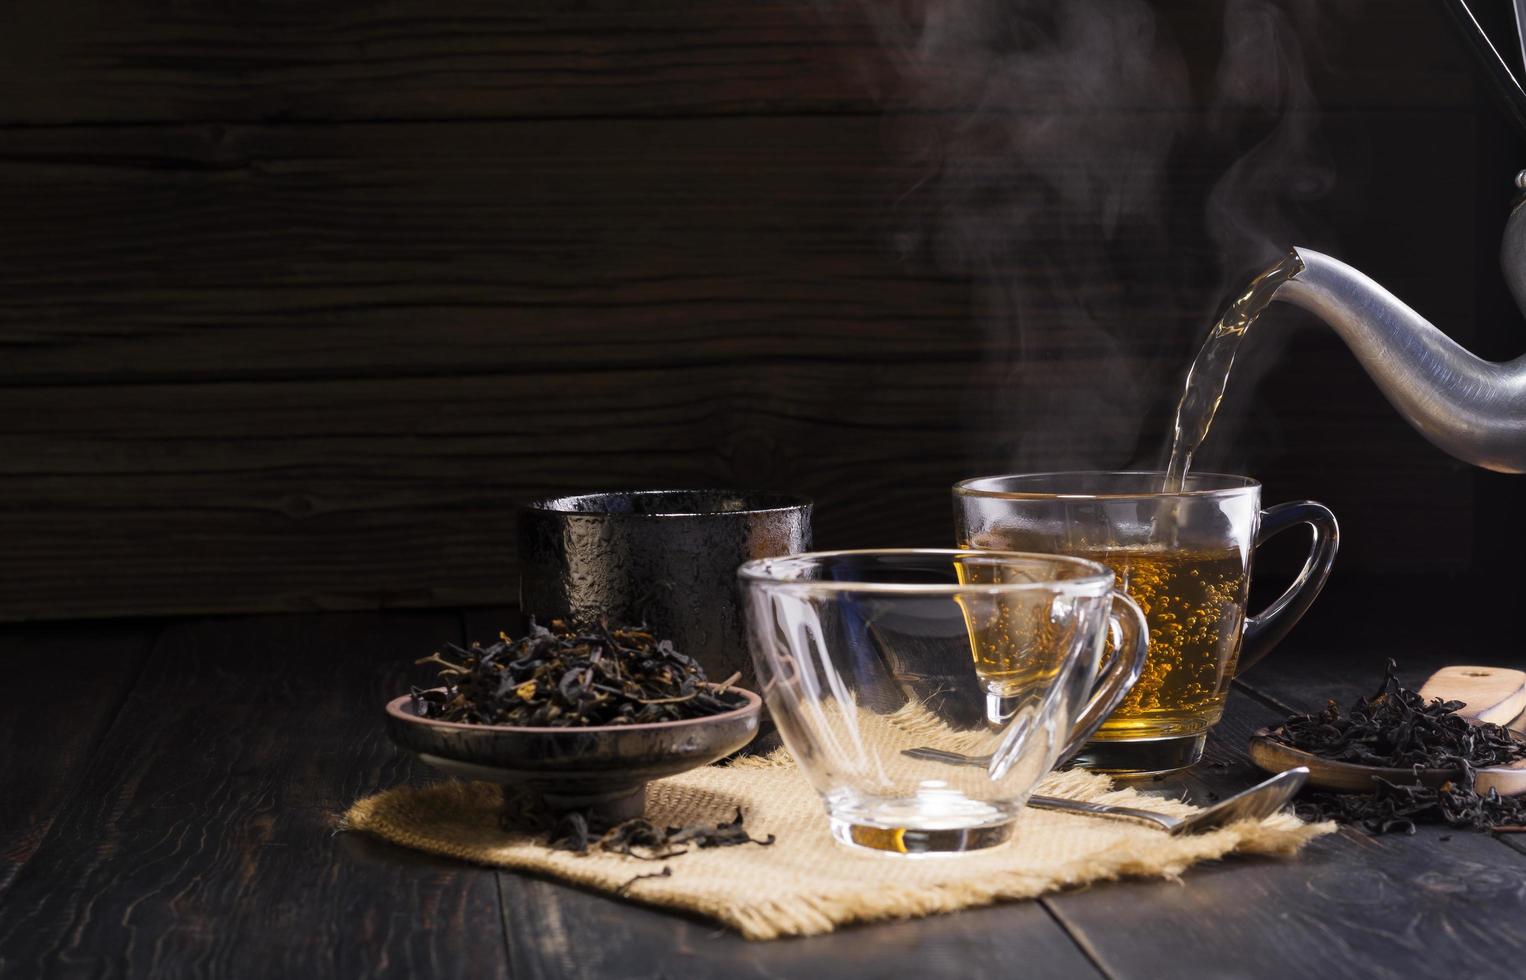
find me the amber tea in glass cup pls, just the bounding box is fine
[954,472,1338,774]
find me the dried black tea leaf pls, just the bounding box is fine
[1270,661,1526,835]
[598,818,688,860]
[411,619,746,727]
[505,789,774,863]
[666,807,776,849]
[616,866,673,895]
[548,811,591,854]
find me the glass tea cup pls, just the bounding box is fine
[954,472,1338,774]
[739,549,1146,855]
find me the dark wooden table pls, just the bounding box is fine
[4,581,1525,979]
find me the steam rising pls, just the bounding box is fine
[1207,0,1333,280]
[866,0,1338,470]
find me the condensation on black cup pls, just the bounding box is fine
[517,489,813,737]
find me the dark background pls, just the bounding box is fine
[0,0,1522,623]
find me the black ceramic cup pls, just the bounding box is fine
[517,490,812,694]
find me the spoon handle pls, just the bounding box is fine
[1026,794,1181,833]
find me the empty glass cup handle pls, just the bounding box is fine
[1057,590,1149,765]
[1239,500,1340,671]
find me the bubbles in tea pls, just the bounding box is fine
[965,535,1248,738]
[1086,546,1248,738]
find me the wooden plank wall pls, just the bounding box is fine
[0,1,1514,620]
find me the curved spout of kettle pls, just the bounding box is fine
[1272,246,1526,473]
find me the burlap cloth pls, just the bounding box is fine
[346,729,1333,939]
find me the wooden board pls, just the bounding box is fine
[0,0,1509,621]
[1041,585,1526,975]
[0,620,157,900]
[1045,690,1526,979]
[0,320,1478,622]
[0,116,1428,386]
[0,108,1485,620]
[0,1,1473,125]
[497,874,1103,980]
[1419,666,1526,728]
[0,610,509,979]
[3,606,1526,975]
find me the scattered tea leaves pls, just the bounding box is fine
[547,807,774,860]
[667,807,777,850]
[1294,768,1526,835]
[411,619,745,727]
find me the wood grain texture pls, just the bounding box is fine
[0,620,157,901]
[0,117,970,384]
[0,0,1509,621]
[0,1,1472,126]
[495,873,1103,980]
[0,361,1477,621]
[0,610,508,980]
[0,110,1478,387]
[1419,665,1526,728]
[0,105,1488,619]
[1045,689,1526,980]
[1044,578,1526,978]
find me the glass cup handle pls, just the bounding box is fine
[1239,500,1340,672]
[1057,590,1149,765]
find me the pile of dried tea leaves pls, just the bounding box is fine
[411,619,745,727]
[1268,660,1526,835]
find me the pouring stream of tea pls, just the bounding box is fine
[1164,251,1306,491]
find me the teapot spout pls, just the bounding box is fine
[1273,247,1526,473]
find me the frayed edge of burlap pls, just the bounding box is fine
[341,772,1335,941]
[718,812,1333,940]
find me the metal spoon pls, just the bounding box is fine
[901,746,1309,835]
[1027,767,1310,835]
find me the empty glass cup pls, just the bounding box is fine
[739,549,1147,855]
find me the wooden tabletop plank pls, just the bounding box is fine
[7,599,1513,977]
[1043,690,1526,980]
[1042,579,1526,980]
[0,610,509,980]
[462,608,1101,979]
[496,874,1102,980]
[0,619,158,903]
